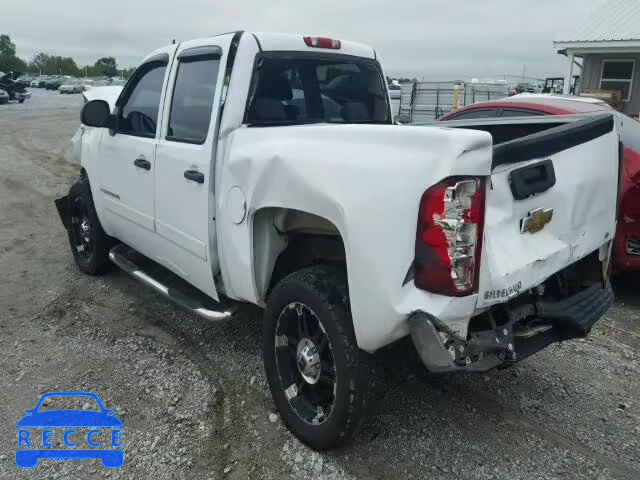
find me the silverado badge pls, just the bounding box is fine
[520,208,554,234]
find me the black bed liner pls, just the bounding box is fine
[491,113,614,168]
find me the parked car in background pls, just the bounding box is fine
[46,76,69,90]
[31,76,48,87]
[515,82,536,94]
[44,76,60,89]
[0,88,8,104]
[16,76,31,89]
[59,79,86,94]
[0,72,31,103]
[439,94,640,271]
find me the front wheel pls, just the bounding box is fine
[263,266,371,450]
[66,178,113,275]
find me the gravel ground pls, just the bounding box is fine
[0,90,638,479]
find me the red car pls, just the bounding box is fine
[439,94,640,271]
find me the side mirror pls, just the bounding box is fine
[81,99,112,128]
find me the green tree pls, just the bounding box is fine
[0,34,28,75]
[55,56,80,76]
[94,57,118,77]
[30,52,51,74]
[28,52,80,75]
[122,67,135,79]
[0,34,16,57]
[0,54,26,74]
[3,35,127,78]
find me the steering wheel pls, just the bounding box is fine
[127,111,156,134]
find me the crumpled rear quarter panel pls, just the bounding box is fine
[215,124,493,351]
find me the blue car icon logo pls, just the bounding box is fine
[16,391,123,468]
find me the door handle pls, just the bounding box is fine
[509,159,556,200]
[184,169,204,184]
[133,158,151,171]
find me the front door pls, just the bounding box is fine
[99,54,172,249]
[154,40,228,299]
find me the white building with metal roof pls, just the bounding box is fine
[553,0,640,116]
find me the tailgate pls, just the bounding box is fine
[477,114,620,307]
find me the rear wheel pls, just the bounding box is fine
[263,266,371,450]
[66,178,112,275]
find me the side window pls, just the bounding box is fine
[446,108,497,120]
[118,61,167,137]
[167,54,221,144]
[500,108,545,117]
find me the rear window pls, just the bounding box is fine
[246,55,391,126]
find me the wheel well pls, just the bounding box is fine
[253,208,346,302]
[269,234,346,293]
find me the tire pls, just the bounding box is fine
[263,266,371,450]
[18,98,25,103]
[66,178,113,275]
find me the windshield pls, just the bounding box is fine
[246,54,391,126]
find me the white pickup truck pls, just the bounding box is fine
[56,31,620,450]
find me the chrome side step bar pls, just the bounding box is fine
[109,244,234,322]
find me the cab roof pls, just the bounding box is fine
[251,32,376,59]
[153,31,376,60]
[142,32,378,68]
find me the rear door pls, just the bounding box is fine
[476,114,620,307]
[153,38,231,300]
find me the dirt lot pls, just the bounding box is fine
[0,90,639,480]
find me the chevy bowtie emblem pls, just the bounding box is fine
[520,208,554,234]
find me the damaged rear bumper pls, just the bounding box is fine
[409,281,614,373]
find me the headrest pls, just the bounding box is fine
[341,102,369,122]
[250,97,286,122]
[255,72,293,100]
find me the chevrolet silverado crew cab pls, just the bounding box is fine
[56,31,620,450]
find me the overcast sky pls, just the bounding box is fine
[6,0,606,80]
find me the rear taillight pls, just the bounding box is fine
[303,36,341,49]
[414,177,485,296]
